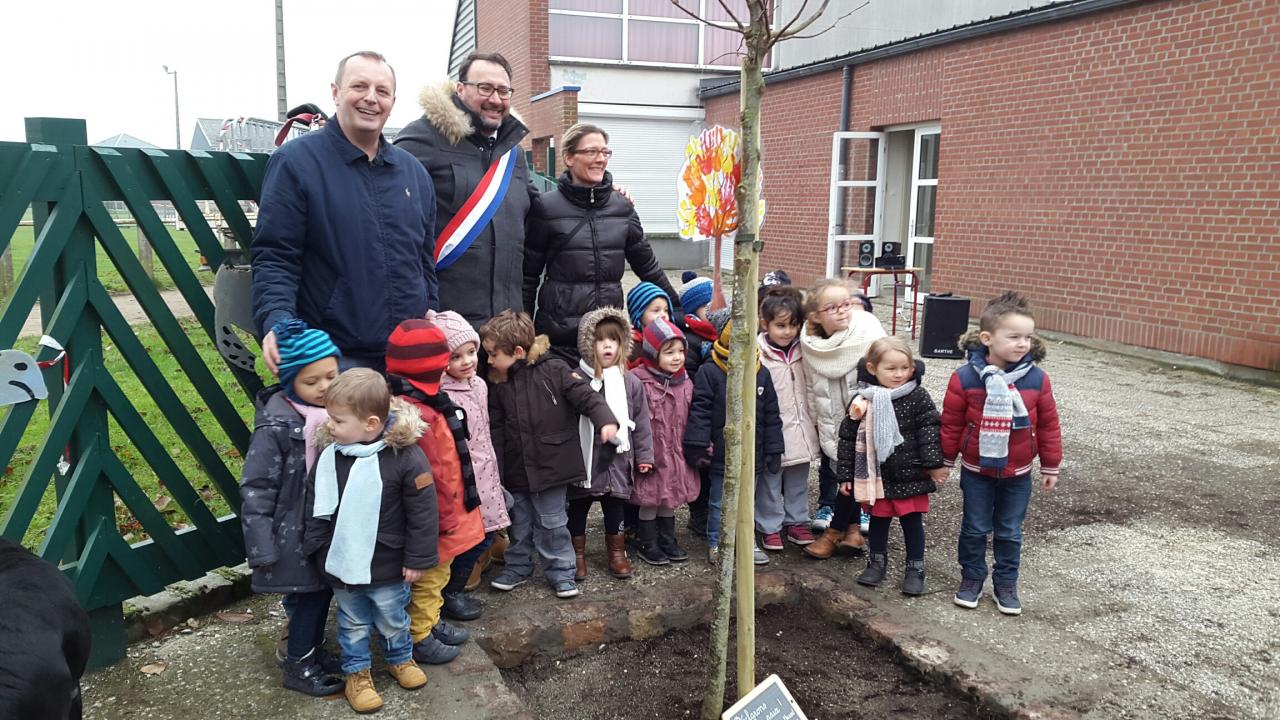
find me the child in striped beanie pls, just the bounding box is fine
[625,282,672,369]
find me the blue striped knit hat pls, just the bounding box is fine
[625,281,672,328]
[273,318,340,403]
[678,275,714,317]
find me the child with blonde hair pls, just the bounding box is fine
[799,277,886,559]
[837,336,946,594]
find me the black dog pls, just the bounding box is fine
[0,539,92,720]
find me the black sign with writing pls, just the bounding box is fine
[722,674,808,720]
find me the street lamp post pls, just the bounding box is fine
[162,65,180,149]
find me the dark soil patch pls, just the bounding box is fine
[502,605,992,720]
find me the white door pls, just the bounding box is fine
[906,126,940,301]
[827,132,888,289]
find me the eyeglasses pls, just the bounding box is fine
[460,81,515,99]
[571,148,613,159]
[819,300,857,315]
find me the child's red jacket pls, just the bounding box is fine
[940,334,1062,479]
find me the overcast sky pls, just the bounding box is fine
[0,0,455,147]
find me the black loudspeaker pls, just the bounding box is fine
[857,240,875,268]
[881,241,901,257]
[918,293,970,359]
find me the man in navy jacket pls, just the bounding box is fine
[253,51,439,373]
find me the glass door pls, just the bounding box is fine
[906,126,940,302]
[826,131,888,280]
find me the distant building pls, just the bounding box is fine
[190,117,401,153]
[94,133,160,149]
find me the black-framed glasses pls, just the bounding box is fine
[460,81,515,99]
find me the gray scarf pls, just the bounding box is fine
[856,381,918,462]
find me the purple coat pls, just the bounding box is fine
[629,367,700,509]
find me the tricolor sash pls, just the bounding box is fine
[434,146,519,271]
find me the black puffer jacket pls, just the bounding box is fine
[524,171,678,362]
[836,361,943,499]
[683,361,785,473]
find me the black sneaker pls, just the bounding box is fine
[953,577,983,609]
[994,584,1022,615]
[431,620,470,646]
[490,570,529,592]
[553,580,580,598]
[412,634,461,664]
[281,651,345,697]
[442,588,482,621]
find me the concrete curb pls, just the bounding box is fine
[473,567,1080,719]
[122,563,253,644]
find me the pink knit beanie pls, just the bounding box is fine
[424,310,480,353]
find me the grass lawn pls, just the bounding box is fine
[4,223,214,302]
[0,317,267,550]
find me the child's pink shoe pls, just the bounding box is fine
[785,525,815,546]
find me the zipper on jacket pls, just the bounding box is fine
[960,421,975,454]
[543,379,558,405]
[1030,428,1038,458]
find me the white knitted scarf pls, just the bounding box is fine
[578,359,632,487]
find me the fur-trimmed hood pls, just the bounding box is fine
[312,396,426,449]
[959,329,1047,363]
[488,335,552,384]
[416,80,525,147]
[577,306,633,367]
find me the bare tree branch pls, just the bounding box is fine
[668,0,745,33]
[716,0,748,32]
[778,0,867,40]
[772,0,812,41]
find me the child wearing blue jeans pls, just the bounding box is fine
[940,291,1062,616]
[303,369,439,713]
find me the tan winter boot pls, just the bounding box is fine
[804,528,843,559]
[489,531,508,565]
[387,659,427,690]
[464,547,492,592]
[344,668,383,714]
[605,533,633,579]
[571,535,588,581]
[839,528,866,553]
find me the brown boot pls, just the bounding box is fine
[839,528,866,553]
[490,531,508,565]
[571,536,588,581]
[387,659,427,691]
[605,533,633,579]
[804,528,843,559]
[344,668,383,714]
[464,547,492,592]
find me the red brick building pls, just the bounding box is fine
[453,0,1279,371]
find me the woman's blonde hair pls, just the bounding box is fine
[803,277,857,337]
[864,336,914,369]
[561,123,609,157]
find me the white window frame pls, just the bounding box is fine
[548,0,771,70]
[826,131,888,278]
[906,125,940,302]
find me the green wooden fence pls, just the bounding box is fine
[0,118,265,668]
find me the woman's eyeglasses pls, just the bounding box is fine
[571,148,614,159]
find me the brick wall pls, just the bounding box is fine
[475,0,550,150]
[704,0,1280,370]
[526,88,579,174]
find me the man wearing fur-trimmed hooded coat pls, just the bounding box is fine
[393,53,536,329]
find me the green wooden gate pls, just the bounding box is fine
[0,118,266,667]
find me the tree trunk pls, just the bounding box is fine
[700,4,769,717]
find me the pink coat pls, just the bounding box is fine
[629,367,700,509]
[441,373,511,532]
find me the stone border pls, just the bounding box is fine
[122,563,253,644]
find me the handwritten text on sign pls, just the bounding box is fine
[722,674,808,720]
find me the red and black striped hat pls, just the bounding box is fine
[385,319,450,396]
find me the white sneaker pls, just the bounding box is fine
[811,506,834,530]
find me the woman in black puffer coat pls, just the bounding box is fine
[523,123,679,363]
